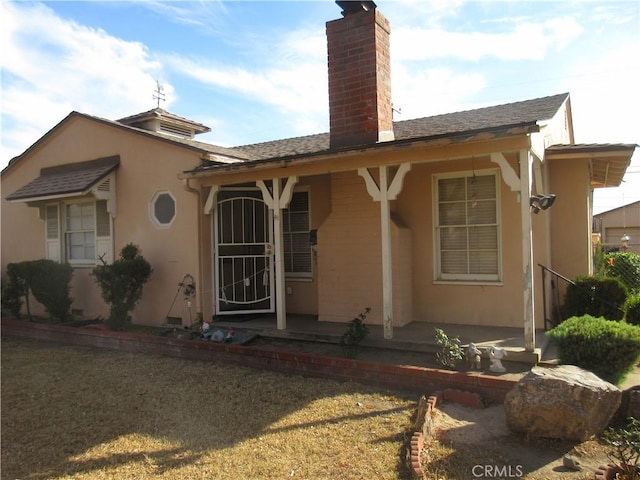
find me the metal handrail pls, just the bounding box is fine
[538,264,626,330]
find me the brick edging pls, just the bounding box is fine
[1,319,517,402]
[409,389,485,478]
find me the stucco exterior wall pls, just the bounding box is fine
[397,155,526,327]
[313,152,542,329]
[282,175,332,316]
[317,170,384,323]
[1,117,203,326]
[547,156,593,281]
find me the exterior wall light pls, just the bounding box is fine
[529,194,556,214]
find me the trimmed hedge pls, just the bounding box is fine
[626,293,640,327]
[2,260,73,322]
[548,315,640,385]
[93,243,152,331]
[564,275,627,321]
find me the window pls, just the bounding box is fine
[150,190,176,228]
[434,170,501,282]
[66,202,95,262]
[283,191,312,278]
[45,200,112,265]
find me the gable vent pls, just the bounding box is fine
[96,177,111,192]
[159,121,194,139]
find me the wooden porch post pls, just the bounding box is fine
[519,150,536,352]
[257,177,298,330]
[359,163,411,339]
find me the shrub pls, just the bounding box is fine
[434,328,463,369]
[604,251,640,293]
[93,244,152,331]
[2,263,30,319]
[625,293,640,327]
[340,308,370,359]
[548,315,640,385]
[602,417,640,480]
[1,273,25,319]
[2,260,72,322]
[564,275,627,321]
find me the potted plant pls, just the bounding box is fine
[595,417,640,480]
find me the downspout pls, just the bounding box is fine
[183,177,205,321]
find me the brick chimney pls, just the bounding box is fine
[326,1,394,149]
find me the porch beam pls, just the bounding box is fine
[257,176,299,330]
[519,150,536,352]
[358,164,411,339]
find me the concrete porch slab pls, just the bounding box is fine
[211,314,548,365]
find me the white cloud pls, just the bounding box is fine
[567,43,640,144]
[392,16,583,62]
[0,2,166,162]
[392,64,486,118]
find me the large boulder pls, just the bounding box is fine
[504,365,621,441]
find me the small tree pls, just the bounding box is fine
[93,244,152,331]
[340,308,371,358]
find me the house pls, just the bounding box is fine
[2,2,637,356]
[593,200,640,254]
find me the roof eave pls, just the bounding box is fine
[180,121,539,180]
[546,144,638,188]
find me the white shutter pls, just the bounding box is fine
[45,204,61,262]
[95,200,113,264]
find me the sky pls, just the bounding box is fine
[1,0,639,215]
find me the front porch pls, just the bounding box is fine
[211,314,550,365]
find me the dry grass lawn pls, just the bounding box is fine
[1,336,416,480]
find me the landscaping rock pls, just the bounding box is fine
[504,365,621,441]
[615,385,640,421]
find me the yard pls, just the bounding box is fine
[0,334,623,480]
[1,336,416,480]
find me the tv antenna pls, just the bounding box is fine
[153,80,166,108]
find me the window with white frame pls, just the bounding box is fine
[66,202,95,262]
[282,191,312,278]
[434,170,501,282]
[45,200,112,265]
[150,190,176,228]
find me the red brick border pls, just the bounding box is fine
[1,319,518,402]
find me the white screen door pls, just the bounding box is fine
[214,190,275,314]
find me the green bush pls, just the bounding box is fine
[434,328,464,369]
[564,275,627,321]
[2,260,73,322]
[604,251,640,293]
[93,244,152,331]
[548,315,640,385]
[27,260,74,322]
[1,267,27,318]
[625,293,640,327]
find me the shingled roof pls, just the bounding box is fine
[198,92,571,169]
[6,155,120,202]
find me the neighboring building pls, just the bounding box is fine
[2,2,637,354]
[594,200,640,254]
